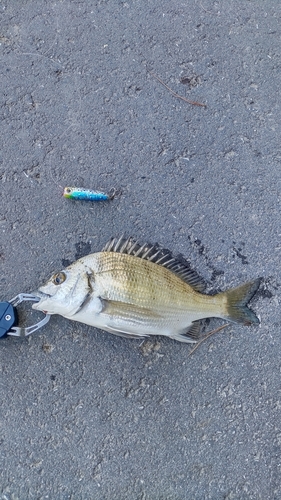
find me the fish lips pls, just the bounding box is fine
[31,290,51,312]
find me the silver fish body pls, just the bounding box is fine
[33,237,260,343]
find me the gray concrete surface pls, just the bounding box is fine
[0,1,280,499]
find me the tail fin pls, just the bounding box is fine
[220,278,261,325]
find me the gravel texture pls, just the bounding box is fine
[0,1,280,499]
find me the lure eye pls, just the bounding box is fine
[52,272,66,285]
[65,188,71,194]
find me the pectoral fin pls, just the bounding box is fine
[102,299,161,321]
[100,299,161,338]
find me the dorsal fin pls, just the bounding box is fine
[102,236,206,292]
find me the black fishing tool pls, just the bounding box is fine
[0,294,50,338]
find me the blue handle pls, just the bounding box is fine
[0,302,16,338]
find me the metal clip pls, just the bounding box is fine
[8,293,51,337]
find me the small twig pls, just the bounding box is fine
[200,2,212,14]
[148,70,206,108]
[188,323,230,357]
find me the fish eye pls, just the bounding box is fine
[52,272,66,285]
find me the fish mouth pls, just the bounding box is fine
[31,290,51,311]
[31,290,51,300]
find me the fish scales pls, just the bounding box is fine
[89,252,214,315]
[89,252,226,338]
[32,237,261,343]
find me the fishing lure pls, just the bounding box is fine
[63,187,115,201]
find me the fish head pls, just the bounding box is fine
[32,261,92,317]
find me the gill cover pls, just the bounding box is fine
[33,262,93,317]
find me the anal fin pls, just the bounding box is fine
[171,320,201,344]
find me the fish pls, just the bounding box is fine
[32,237,261,343]
[63,187,114,201]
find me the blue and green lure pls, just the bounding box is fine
[63,187,114,201]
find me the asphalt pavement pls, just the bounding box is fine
[1,1,281,499]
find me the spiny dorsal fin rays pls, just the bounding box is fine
[102,237,116,252]
[159,257,175,267]
[141,246,155,260]
[127,239,140,255]
[102,236,206,293]
[154,252,174,266]
[113,235,125,252]
[120,237,130,253]
[147,249,162,261]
